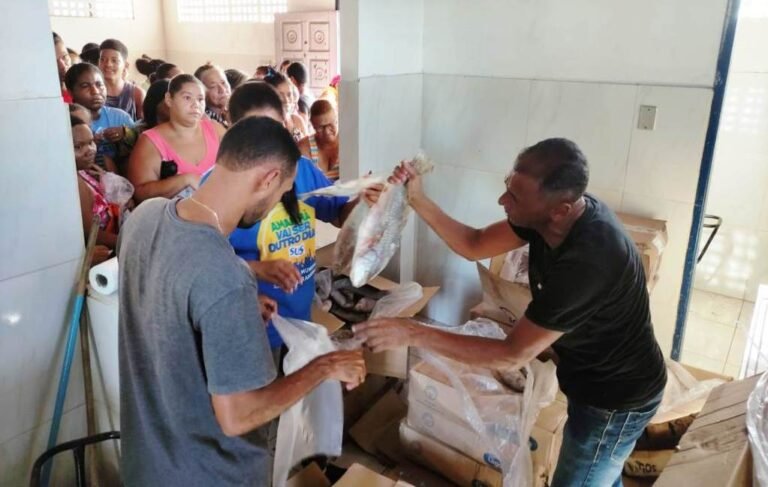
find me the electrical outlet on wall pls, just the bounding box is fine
[638,105,657,130]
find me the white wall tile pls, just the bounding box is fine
[689,289,744,327]
[621,193,695,356]
[683,315,735,363]
[705,73,768,228]
[338,79,360,181]
[357,75,423,173]
[422,0,727,86]
[695,224,757,300]
[0,97,84,282]
[421,75,530,174]
[0,404,86,487]
[526,81,637,191]
[624,86,713,204]
[744,231,768,303]
[0,0,60,102]
[0,260,83,446]
[415,165,511,325]
[730,17,768,74]
[357,0,423,77]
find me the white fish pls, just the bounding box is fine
[298,174,387,200]
[333,153,434,287]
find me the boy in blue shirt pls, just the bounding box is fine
[65,63,135,170]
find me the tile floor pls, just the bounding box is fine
[681,288,756,377]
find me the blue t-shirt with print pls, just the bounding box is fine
[203,157,348,348]
[90,106,135,160]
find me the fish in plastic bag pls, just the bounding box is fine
[333,153,434,287]
[271,315,344,487]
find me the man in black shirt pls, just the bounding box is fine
[355,138,667,486]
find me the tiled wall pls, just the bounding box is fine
[341,0,729,357]
[695,12,768,304]
[0,1,88,484]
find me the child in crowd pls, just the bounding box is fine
[99,39,145,120]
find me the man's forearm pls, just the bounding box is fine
[410,323,526,370]
[409,194,483,260]
[214,360,331,437]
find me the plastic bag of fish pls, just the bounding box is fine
[301,153,434,287]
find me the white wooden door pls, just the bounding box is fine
[274,11,339,97]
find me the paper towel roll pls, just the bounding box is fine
[89,257,119,295]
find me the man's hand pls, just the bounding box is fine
[389,160,423,203]
[102,126,126,143]
[361,182,385,206]
[249,260,302,293]
[184,173,202,190]
[257,295,277,322]
[313,350,367,390]
[353,318,422,353]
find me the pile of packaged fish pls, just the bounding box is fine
[315,268,389,323]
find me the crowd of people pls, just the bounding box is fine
[55,30,668,487]
[55,32,342,267]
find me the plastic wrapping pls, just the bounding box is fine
[99,172,134,206]
[298,174,387,200]
[499,245,530,287]
[332,153,433,287]
[369,281,423,319]
[418,318,557,486]
[270,315,344,487]
[651,360,726,424]
[747,371,768,486]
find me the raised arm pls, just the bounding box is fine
[390,162,525,260]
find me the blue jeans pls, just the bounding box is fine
[550,392,662,487]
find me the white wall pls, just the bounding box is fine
[694,8,768,304]
[162,0,335,75]
[50,0,167,83]
[0,1,89,484]
[342,0,729,357]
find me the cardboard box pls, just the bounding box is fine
[654,374,759,487]
[312,274,439,379]
[615,212,668,290]
[349,389,407,455]
[288,462,416,487]
[530,392,568,487]
[399,421,503,487]
[623,449,675,478]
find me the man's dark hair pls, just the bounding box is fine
[286,62,308,85]
[217,117,299,175]
[99,38,129,60]
[64,62,102,92]
[80,48,100,65]
[514,138,589,201]
[53,32,63,44]
[228,81,284,123]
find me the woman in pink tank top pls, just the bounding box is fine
[127,74,226,202]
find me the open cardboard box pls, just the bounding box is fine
[311,269,439,379]
[287,462,415,487]
[654,374,759,487]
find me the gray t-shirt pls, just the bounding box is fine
[117,198,277,486]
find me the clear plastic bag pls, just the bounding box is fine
[651,360,726,424]
[369,281,423,319]
[747,371,768,486]
[499,245,530,287]
[418,319,557,487]
[99,172,134,206]
[270,315,344,487]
